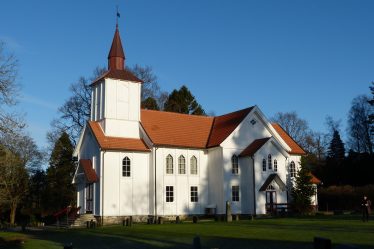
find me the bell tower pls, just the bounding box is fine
[90,23,143,139]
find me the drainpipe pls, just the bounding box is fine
[154,147,158,221]
[101,151,106,226]
[251,156,256,216]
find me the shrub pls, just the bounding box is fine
[318,185,374,211]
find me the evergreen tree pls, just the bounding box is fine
[28,170,47,213]
[327,129,345,161]
[164,85,205,115]
[141,97,160,110]
[291,157,315,214]
[43,132,76,213]
[324,129,346,185]
[369,82,374,135]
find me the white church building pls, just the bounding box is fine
[73,24,319,224]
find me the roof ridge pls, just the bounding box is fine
[141,109,214,119]
[272,123,305,151]
[216,106,255,118]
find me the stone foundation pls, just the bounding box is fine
[94,213,256,226]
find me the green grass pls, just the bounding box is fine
[1,215,373,249]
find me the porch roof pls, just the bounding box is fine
[259,173,287,191]
[80,159,99,183]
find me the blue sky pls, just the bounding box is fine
[0,0,373,149]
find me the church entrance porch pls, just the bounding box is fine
[85,183,93,214]
[265,189,277,214]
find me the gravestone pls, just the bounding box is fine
[63,243,73,249]
[226,201,232,222]
[193,216,198,223]
[314,237,331,249]
[193,235,201,249]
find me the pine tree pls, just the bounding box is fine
[291,157,315,214]
[164,85,206,115]
[141,97,160,110]
[43,132,76,213]
[327,129,345,161]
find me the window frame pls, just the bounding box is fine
[190,156,198,175]
[166,186,174,202]
[268,154,272,170]
[178,155,186,174]
[190,186,198,202]
[262,158,266,171]
[232,185,240,202]
[122,156,131,177]
[231,155,239,175]
[166,154,173,174]
[274,159,278,172]
[290,161,296,178]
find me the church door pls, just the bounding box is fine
[266,191,277,214]
[86,183,93,214]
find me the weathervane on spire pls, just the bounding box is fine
[116,5,120,28]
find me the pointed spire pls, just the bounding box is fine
[108,25,125,70]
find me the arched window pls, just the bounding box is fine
[268,154,272,170]
[122,157,131,177]
[190,156,198,175]
[232,155,239,174]
[166,155,173,174]
[274,159,278,172]
[262,159,266,171]
[290,161,296,177]
[267,184,275,190]
[178,155,186,174]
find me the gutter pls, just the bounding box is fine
[251,156,256,216]
[101,150,106,226]
[154,147,158,221]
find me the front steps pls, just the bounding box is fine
[71,213,97,228]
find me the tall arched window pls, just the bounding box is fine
[232,155,239,174]
[178,155,186,174]
[268,154,272,170]
[166,155,173,174]
[274,159,278,172]
[290,161,296,177]
[262,159,266,171]
[190,156,198,175]
[122,157,131,177]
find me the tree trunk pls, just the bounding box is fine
[10,201,17,225]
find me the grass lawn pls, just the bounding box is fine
[1,215,373,249]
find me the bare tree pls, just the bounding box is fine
[51,65,166,145]
[0,130,41,224]
[0,41,24,134]
[0,41,19,106]
[127,64,168,109]
[0,145,28,225]
[347,95,373,154]
[49,67,106,145]
[271,111,311,150]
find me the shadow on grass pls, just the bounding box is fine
[0,235,23,249]
[14,229,316,249]
[3,219,374,249]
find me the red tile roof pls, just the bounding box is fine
[88,121,150,152]
[309,173,321,184]
[207,107,254,148]
[91,69,143,86]
[141,109,214,148]
[239,137,271,157]
[271,123,306,155]
[80,159,98,183]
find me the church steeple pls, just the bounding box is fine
[108,24,125,70]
